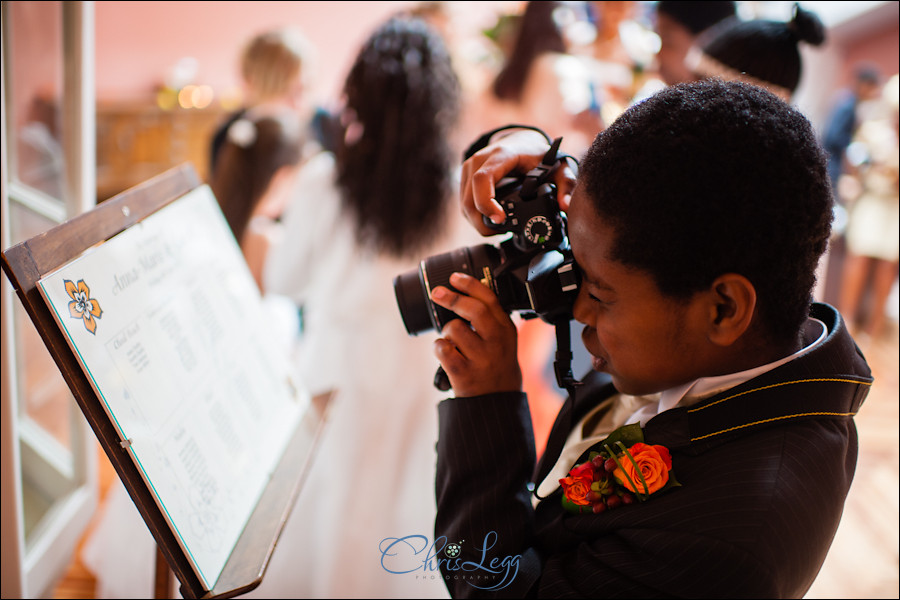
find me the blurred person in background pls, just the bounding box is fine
[685,2,826,103]
[400,1,496,156]
[587,0,639,65]
[652,0,736,86]
[581,1,655,123]
[209,113,304,290]
[244,16,476,598]
[208,26,332,180]
[819,64,882,307]
[839,74,900,344]
[476,0,605,157]
[208,112,307,371]
[823,63,883,194]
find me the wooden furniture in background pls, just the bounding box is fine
[95,101,226,201]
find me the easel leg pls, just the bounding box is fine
[155,545,171,599]
[312,390,335,420]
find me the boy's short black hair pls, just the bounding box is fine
[579,80,832,345]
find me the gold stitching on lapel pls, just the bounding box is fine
[687,378,873,413]
[691,411,858,442]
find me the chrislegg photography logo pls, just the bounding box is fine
[379,531,521,591]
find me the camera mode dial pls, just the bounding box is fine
[524,215,553,245]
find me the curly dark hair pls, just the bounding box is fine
[578,80,833,345]
[491,1,567,102]
[337,17,461,258]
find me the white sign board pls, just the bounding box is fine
[37,185,305,589]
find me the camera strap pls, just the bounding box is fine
[553,319,582,395]
[462,124,553,160]
[519,136,563,200]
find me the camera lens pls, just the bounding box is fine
[393,269,434,335]
[393,244,500,335]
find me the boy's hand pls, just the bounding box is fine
[430,272,522,397]
[460,129,578,236]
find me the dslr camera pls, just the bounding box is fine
[393,137,581,390]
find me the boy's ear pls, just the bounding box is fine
[705,274,756,346]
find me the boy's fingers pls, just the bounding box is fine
[462,162,504,232]
[433,337,466,370]
[446,272,508,321]
[439,318,482,357]
[430,275,511,339]
[554,160,578,212]
[460,130,552,233]
[430,286,495,338]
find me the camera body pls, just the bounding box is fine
[393,141,580,337]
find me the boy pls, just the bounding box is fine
[428,80,872,598]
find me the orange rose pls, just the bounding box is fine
[612,443,671,495]
[560,461,594,506]
[559,475,592,506]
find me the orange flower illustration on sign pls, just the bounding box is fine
[65,279,102,334]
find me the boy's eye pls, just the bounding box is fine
[588,292,609,306]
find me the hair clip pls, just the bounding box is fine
[228,118,257,148]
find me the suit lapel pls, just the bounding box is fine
[532,371,615,495]
[532,396,574,497]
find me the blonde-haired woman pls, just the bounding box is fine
[209,26,325,179]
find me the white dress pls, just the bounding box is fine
[844,117,900,262]
[245,151,481,599]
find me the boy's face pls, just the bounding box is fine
[568,186,716,396]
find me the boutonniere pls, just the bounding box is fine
[559,423,680,514]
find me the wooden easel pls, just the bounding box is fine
[1,164,327,598]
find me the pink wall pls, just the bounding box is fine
[8,2,64,130]
[844,26,899,87]
[94,1,511,106]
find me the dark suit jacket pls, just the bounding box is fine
[435,303,872,598]
[822,90,859,187]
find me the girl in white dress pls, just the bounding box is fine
[246,16,480,599]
